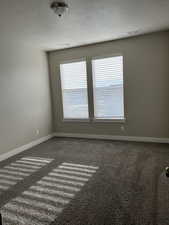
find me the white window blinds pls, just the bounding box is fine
[92,56,124,119]
[60,61,89,119]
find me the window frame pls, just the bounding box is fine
[91,54,126,122]
[58,54,126,123]
[59,58,90,122]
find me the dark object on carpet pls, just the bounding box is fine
[165,167,169,177]
[0,213,2,225]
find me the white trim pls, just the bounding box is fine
[54,132,169,144]
[59,58,87,65]
[63,119,90,122]
[93,118,126,123]
[91,53,123,60]
[0,134,55,162]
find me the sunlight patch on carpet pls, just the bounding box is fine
[1,162,99,225]
[0,157,53,195]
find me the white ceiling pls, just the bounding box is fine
[0,0,169,51]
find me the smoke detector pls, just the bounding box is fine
[50,1,69,17]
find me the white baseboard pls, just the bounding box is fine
[54,132,169,144]
[1,132,168,163]
[0,134,55,162]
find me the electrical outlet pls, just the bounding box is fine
[121,126,125,131]
[36,129,40,135]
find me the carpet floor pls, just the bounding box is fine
[0,137,169,225]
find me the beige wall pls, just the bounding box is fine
[48,31,169,138]
[0,42,53,155]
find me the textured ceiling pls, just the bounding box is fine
[0,0,169,51]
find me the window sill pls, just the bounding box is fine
[62,118,126,123]
[62,119,90,122]
[93,118,126,123]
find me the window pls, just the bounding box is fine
[60,60,89,119]
[92,56,124,120]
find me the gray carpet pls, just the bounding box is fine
[0,137,169,225]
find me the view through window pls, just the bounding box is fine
[92,56,124,119]
[60,61,89,119]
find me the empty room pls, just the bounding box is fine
[0,0,169,225]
